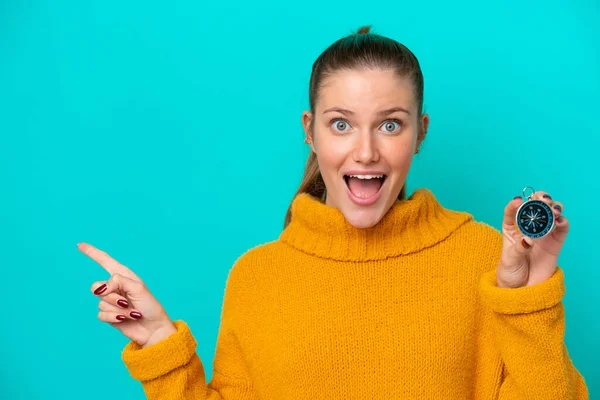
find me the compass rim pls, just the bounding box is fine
[514,199,555,239]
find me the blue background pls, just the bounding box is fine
[1,0,598,398]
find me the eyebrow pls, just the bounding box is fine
[323,107,411,116]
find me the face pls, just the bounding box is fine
[302,68,429,228]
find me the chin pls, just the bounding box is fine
[340,203,386,229]
[345,215,382,229]
[326,175,400,228]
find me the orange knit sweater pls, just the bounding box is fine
[121,188,588,399]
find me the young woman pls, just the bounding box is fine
[80,26,589,399]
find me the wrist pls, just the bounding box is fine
[496,264,528,288]
[143,321,178,348]
[496,275,526,289]
[497,281,519,288]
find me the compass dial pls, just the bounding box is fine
[515,200,554,239]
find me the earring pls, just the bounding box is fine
[304,138,312,144]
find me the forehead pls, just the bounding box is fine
[318,68,415,114]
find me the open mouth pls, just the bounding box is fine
[343,174,387,200]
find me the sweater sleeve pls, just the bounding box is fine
[120,260,260,399]
[478,266,589,399]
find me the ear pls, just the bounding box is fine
[301,110,316,153]
[416,113,430,152]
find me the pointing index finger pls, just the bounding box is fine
[77,242,140,280]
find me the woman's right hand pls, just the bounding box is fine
[78,242,178,348]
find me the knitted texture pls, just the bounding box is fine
[122,188,588,399]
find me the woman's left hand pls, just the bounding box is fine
[497,190,570,288]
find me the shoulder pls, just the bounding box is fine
[233,239,287,266]
[459,219,503,243]
[450,218,504,270]
[226,239,288,283]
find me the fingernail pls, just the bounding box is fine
[116,315,127,321]
[94,284,107,295]
[514,196,521,200]
[521,238,532,249]
[130,311,142,319]
[117,299,129,308]
[557,216,563,223]
[543,194,552,200]
[554,205,562,212]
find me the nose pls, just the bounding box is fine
[352,132,380,164]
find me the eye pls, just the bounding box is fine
[330,118,351,133]
[380,119,403,134]
[329,118,403,134]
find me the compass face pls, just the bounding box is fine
[515,200,554,238]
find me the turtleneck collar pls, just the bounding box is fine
[279,188,473,261]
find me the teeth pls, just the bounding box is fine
[348,174,384,179]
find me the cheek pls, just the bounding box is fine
[383,141,415,171]
[315,138,348,173]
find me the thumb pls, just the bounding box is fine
[105,273,147,303]
[502,196,522,228]
[500,234,533,269]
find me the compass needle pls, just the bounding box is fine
[515,186,555,239]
